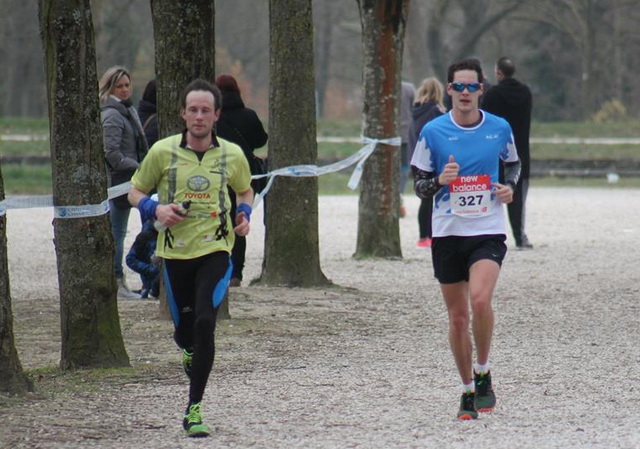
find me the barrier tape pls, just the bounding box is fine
[251,137,400,208]
[0,183,132,219]
[0,136,400,217]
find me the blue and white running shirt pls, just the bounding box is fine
[410,110,519,237]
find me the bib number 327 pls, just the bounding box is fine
[449,174,491,217]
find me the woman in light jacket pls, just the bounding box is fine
[99,65,149,300]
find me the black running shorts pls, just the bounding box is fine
[431,234,507,284]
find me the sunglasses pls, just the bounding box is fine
[449,82,482,93]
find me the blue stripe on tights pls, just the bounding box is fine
[164,266,181,327]
[212,256,233,308]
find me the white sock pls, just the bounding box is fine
[474,362,490,374]
[462,382,475,393]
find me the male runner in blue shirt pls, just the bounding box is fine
[411,58,521,420]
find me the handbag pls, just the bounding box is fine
[250,154,268,193]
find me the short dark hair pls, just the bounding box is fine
[496,57,516,78]
[447,58,483,84]
[180,79,222,111]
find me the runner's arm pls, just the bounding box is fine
[412,166,441,199]
[504,160,521,190]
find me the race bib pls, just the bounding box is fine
[449,174,491,217]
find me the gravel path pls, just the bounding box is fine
[1,187,639,449]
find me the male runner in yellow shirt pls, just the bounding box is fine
[128,79,253,438]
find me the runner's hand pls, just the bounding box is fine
[492,183,514,204]
[155,203,186,228]
[438,155,459,185]
[234,212,250,236]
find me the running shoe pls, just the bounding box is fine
[183,403,210,438]
[457,392,478,420]
[416,237,432,249]
[182,349,193,379]
[474,371,496,412]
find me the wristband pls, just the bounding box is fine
[138,196,159,223]
[236,203,252,222]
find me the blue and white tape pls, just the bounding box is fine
[0,136,399,217]
[0,183,132,218]
[251,136,400,208]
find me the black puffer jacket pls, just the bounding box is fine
[137,98,158,148]
[216,90,268,161]
[482,78,532,178]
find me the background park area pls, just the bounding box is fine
[1,118,639,448]
[3,118,640,194]
[3,1,640,446]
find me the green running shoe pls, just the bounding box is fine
[183,403,210,438]
[457,392,478,420]
[182,349,193,379]
[474,371,496,412]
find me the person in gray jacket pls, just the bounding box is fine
[99,66,149,299]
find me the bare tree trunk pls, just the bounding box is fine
[261,0,329,287]
[39,0,129,369]
[150,0,218,317]
[0,168,34,394]
[354,0,408,259]
[151,0,215,138]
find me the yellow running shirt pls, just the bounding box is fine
[131,132,252,260]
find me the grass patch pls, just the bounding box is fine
[531,120,640,138]
[530,176,640,189]
[318,171,360,195]
[318,141,362,161]
[2,162,638,198]
[317,119,362,137]
[316,118,640,139]
[2,118,640,196]
[0,117,49,135]
[2,164,52,194]
[0,140,50,157]
[531,143,640,160]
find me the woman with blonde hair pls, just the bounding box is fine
[99,65,149,299]
[408,77,447,249]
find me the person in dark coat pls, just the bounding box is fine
[408,77,447,249]
[137,79,159,148]
[482,57,533,249]
[215,73,268,286]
